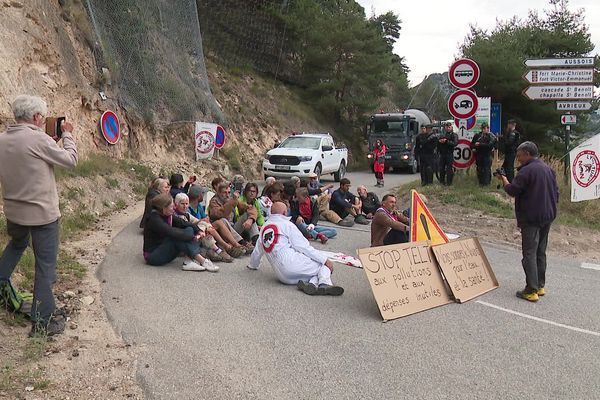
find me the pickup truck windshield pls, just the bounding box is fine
[372,120,407,135]
[279,137,322,150]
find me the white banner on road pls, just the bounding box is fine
[570,134,600,202]
[195,122,217,161]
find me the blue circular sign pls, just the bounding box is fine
[100,111,120,145]
[215,125,226,149]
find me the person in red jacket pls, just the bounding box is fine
[372,139,387,187]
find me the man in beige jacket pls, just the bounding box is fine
[0,95,78,337]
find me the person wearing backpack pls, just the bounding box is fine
[0,95,78,337]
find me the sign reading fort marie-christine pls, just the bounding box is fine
[431,238,499,303]
[357,241,452,321]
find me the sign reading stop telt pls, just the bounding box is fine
[448,90,479,119]
[449,58,480,89]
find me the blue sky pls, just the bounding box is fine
[356,0,600,86]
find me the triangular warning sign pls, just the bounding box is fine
[410,190,448,245]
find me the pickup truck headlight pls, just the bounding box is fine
[297,156,312,162]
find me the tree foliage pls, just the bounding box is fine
[284,0,410,124]
[460,0,598,153]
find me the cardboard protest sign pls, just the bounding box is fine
[357,241,452,321]
[410,190,448,246]
[431,238,498,303]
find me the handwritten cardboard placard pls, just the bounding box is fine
[431,237,498,303]
[357,241,452,321]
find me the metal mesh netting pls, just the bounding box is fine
[197,0,295,82]
[84,0,223,124]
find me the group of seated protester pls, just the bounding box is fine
[139,172,396,271]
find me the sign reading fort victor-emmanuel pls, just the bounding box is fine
[357,241,452,321]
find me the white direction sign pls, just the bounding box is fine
[523,69,594,84]
[522,85,594,100]
[524,57,594,67]
[561,115,577,125]
[556,101,593,111]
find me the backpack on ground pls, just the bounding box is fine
[0,279,33,317]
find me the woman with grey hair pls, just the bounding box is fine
[0,95,78,337]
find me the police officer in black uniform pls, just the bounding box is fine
[470,122,496,186]
[415,124,438,186]
[499,119,520,182]
[437,121,458,185]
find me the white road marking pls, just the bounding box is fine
[581,262,600,271]
[476,300,600,337]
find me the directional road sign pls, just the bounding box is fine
[523,68,594,84]
[556,101,593,111]
[561,115,577,125]
[449,58,480,89]
[448,90,478,119]
[522,85,594,100]
[100,110,120,145]
[524,57,594,68]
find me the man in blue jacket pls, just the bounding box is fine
[497,141,559,302]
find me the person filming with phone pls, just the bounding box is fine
[0,95,78,337]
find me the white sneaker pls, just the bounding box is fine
[182,260,206,271]
[202,259,219,273]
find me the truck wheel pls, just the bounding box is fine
[409,159,418,174]
[314,163,322,180]
[333,161,346,182]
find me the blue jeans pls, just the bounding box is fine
[146,227,202,266]
[296,222,337,239]
[0,219,59,326]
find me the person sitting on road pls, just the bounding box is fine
[357,185,380,219]
[370,194,410,247]
[290,176,301,189]
[209,182,255,253]
[329,178,369,226]
[261,176,277,197]
[281,182,296,213]
[169,173,194,199]
[261,182,284,219]
[234,182,263,244]
[306,172,334,196]
[290,187,337,244]
[187,184,245,258]
[230,174,245,197]
[143,193,218,272]
[140,177,170,229]
[174,192,233,263]
[248,202,344,296]
[205,176,224,210]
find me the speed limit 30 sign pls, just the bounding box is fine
[453,138,475,169]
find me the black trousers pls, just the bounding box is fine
[419,155,434,185]
[502,152,516,182]
[438,153,454,185]
[383,229,409,245]
[476,155,492,186]
[520,224,551,292]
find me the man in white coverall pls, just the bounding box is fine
[248,202,344,296]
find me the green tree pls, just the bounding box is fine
[460,0,598,154]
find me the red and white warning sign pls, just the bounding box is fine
[448,90,479,119]
[449,58,480,89]
[453,138,475,169]
[570,134,600,202]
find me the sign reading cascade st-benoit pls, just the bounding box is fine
[431,238,499,303]
[357,241,452,321]
[522,85,594,100]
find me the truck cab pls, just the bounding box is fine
[365,109,431,173]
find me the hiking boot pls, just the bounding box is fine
[354,214,370,225]
[206,249,224,262]
[182,260,206,271]
[29,317,65,338]
[297,280,318,295]
[537,287,545,296]
[337,216,355,227]
[202,259,219,273]
[516,289,539,302]
[227,246,245,258]
[317,284,344,296]
[316,233,328,244]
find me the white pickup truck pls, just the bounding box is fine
[262,133,348,181]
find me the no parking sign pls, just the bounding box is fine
[100,110,120,145]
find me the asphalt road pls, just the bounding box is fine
[99,171,600,400]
